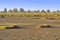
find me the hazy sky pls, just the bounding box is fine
[0,0,60,11]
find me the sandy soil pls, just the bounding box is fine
[0,17,60,40]
[0,28,60,40]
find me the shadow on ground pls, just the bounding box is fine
[6,25,26,29]
[5,25,60,29]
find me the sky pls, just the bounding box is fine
[0,0,60,11]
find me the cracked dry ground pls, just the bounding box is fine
[0,28,60,40]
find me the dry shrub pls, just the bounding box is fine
[33,24,51,28]
[6,25,20,29]
[7,14,14,17]
[0,14,5,18]
[24,13,32,17]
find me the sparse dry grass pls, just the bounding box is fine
[0,16,60,40]
[0,26,8,29]
[0,13,60,18]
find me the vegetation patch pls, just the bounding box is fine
[0,25,8,29]
[33,24,52,28]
